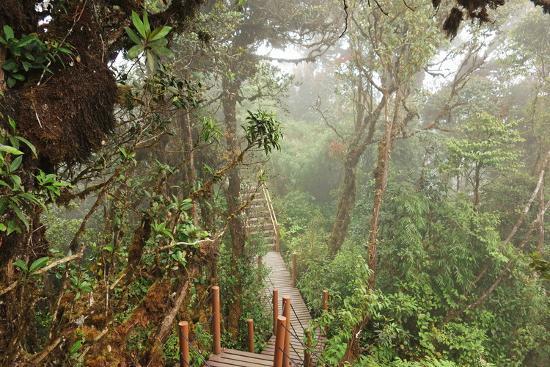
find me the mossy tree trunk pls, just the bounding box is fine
[222,76,246,338]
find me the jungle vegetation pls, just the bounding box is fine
[0,0,548,366]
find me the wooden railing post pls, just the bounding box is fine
[304,329,312,367]
[322,289,329,312]
[274,316,287,367]
[247,319,255,353]
[291,253,297,287]
[212,285,221,355]
[273,288,279,335]
[282,296,291,367]
[178,321,190,367]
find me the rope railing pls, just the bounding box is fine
[274,316,306,367]
[275,346,302,366]
[289,301,307,332]
[280,334,305,365]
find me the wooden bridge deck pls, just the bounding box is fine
[205,251,324,366]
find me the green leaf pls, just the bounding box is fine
[127,44,143,59]
[29,257,49,273]
[69,339,83,355]
[7,77,16,88]
[148,37,168,48]
[12,205,29,230]
[21,61,31,72]
[57,47,73,55]
[0,144,23,155]
[6,220,18,235]
[0,223,6,232]
[13,259,28,272]
[18,35,37,47]
[9,155,23,172]
[10,174,22,189]
[24,52,35,61]
[142,11,150,34]
[2,60,17,72]
[3,25,14,40]
[124,27,142,45]
[150,26,172,42]
[12,73,25,81]
[145,50,156,73]
[171,250,187,266]
[152,46,173,58]
[19,192,42,206]
[131,11,147,39]
[8,117,16,131]
[181,198,193,211]
[15,136,37,157]
[1,180,16,190]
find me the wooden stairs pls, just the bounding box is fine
[242,184,280,252]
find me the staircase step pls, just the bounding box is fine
[248,211,271,218]
[248,223,273,230]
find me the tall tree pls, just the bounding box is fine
[209,0,338,336]
[328,0,441,255]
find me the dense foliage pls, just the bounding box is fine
[0,0,547,366]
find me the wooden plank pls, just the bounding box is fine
[209,353,272,366]
[224,349,274,361]
[207,349,274,367]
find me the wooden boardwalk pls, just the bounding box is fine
[205,251,324,366]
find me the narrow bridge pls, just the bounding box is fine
[204,251,325,366]
[177,184,326,366]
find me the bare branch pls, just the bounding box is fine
[313,99,346,141]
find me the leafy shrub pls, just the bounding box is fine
[0,25,74,88]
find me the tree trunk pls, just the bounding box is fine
[367,97,394,290]
[537,177,545,253]
[328,151,360,255]
[328,95,387,255]
[222,77,246,338]
[341,95,395,365]
[0,47,6,93]
[179,108,198,224]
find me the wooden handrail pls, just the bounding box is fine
[291,253,297,287]
[262,184,281,252]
